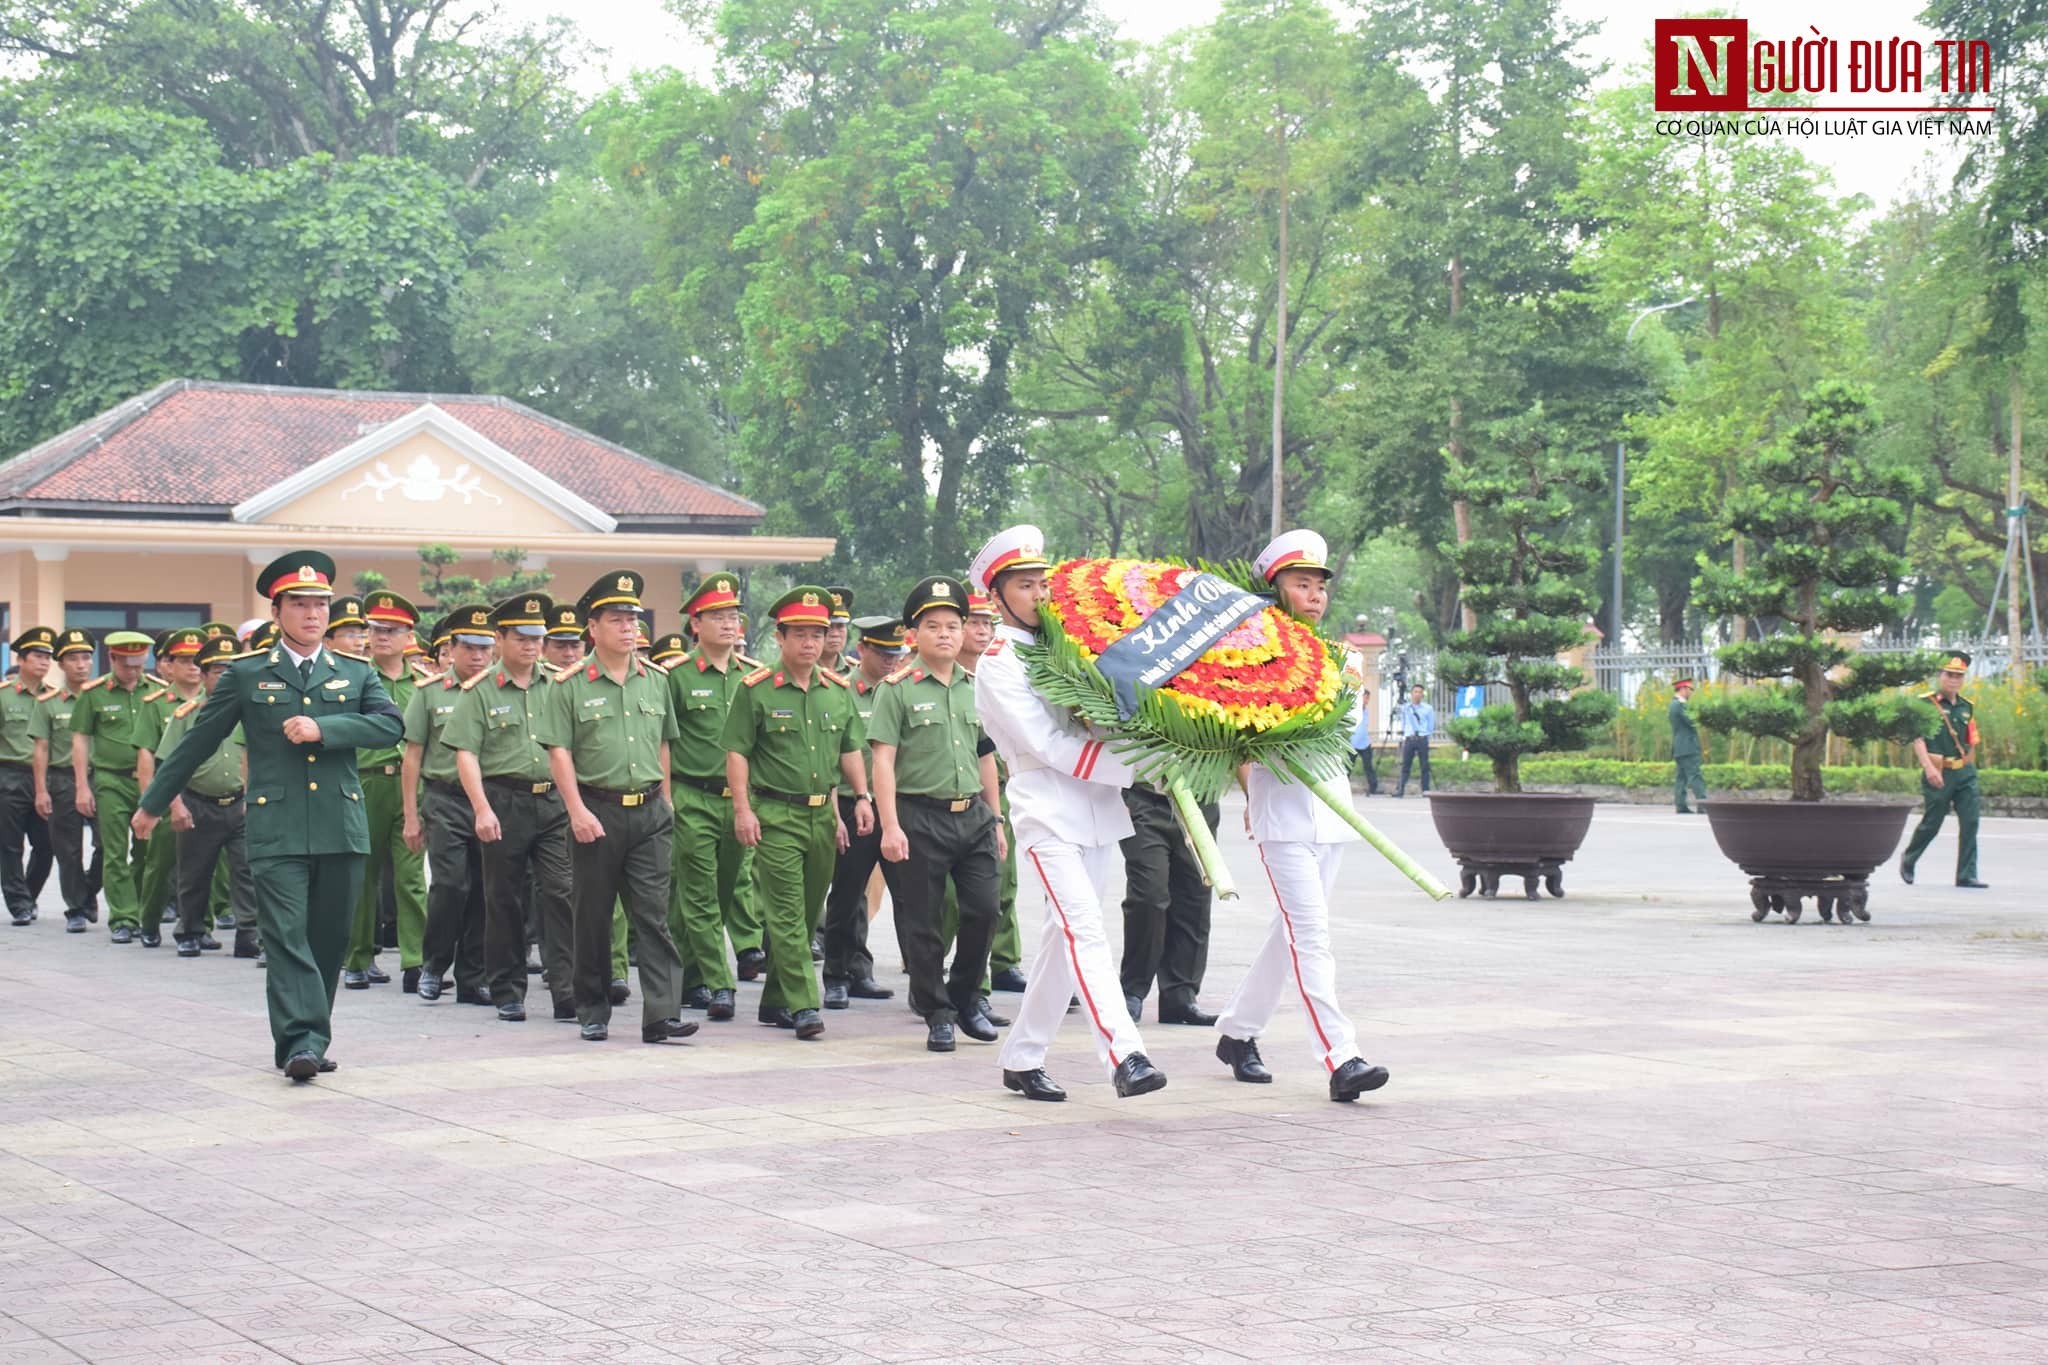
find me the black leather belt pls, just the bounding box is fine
[675,772,731,798]
[0,759,30,770]
[360,763,400,776]
[754,786,829,809]
[425,778,464,798]
[580,784,659,808]
[900,793,979,813]
[192,791,242,807]
[485,776,555,795]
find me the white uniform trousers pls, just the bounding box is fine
[1217,840,1358,1073]
[997,838,1146,1077]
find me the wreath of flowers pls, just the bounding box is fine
[1023,557,1354,802]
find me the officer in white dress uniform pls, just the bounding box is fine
[1215,529,1391,1102]
[969,526,1167,1102]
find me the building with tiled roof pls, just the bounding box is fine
[0,380,831,654]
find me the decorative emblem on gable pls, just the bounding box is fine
[341,455,504,505]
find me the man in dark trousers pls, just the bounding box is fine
[1119,785,1219,1026]
[134,551,403,1081]
[1394,684,1434,797]
[1670,678,1707,813]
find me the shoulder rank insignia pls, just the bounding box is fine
[551,662,582,683]
[460,671,490,691]
[983,639,1007,658]
[81,676,107,692]
[142,688,167,704]
[144,672,166,687]
[741,666,773,687]
[883,662,917,685]
[818,667,848,688]
[737,652,764,669]
[329,648,370,664]
[35,685,60,702]
[174,697,202,719]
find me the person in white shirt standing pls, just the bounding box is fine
[1215,530,1390,1103]
[969,526,1166,1103]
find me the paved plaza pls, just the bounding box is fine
[1,797,2045,1363]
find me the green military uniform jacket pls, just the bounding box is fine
[866,662,985,797]
[28,684,82,760]
[358,664,424,771]
[403,675,471,784]
[1668,696,1701,761]
[667,648,756,780]
[536,655,677,790]
[722,665,862,797]
[441,667,553,782]
[0,675,45,764]
[157,695,246,799]
[139,643,404,858]
[71,674,161,775]
[1921,691,1978,772]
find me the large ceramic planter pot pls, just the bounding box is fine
[1428,791,1597,900]
[1702,798,1915,924]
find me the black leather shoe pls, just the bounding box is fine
[822,979,850,1009]
[139,930,162,948]
[233,929,261,956]
[977,998,1010,1027]
[317,1058,337,1073]
[1900,862,1916,885]
[1216,1035,1273,1083]
[580,1022,607,1042]
[643,1017,700,1043]
[735,947,766,981]
[848,976,894,999]
[364,961,389,983]
[608,978,631,1006]
[927,1019,956,1052]
[1003,1068,1066,1102]
[758,1005,796,1029]
[793,1008,825,1039]
[1124,993,1143,1021]
[401,966,420,993]
[1112,1052,1167,1098]
[197,933,222,951]
[1957,878,1990,889]
[416,970,443,1002]
[553,1002,577,1021]
[284,1051,320,1083]
[66,914,88,933]
[10,908,35,926]
[706,988,735,1021]
[990,967,1028,992]
[109,925,133,943]
[176,938,201,958]
[1160,1003,1218,1027]
[956,1010,1000,1043]
[1329,1057,1390,1102]
[497,1002,526,1022]
[458,988,494,1007]
[342,969,369,990]
[681,985,712,1011]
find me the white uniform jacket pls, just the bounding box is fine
[974,623,1135,848]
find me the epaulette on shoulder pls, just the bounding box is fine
[459,671,489,691]
[81,676,107,692]
[648,659,673,675]
[552,662,583,683]
[231,646,267,661]
[741,666,774,687]
[174,697,202,719]
[737,652,764,669]
[883,662,918,685]
[1921,690,1939,700]
[329,648,369,664]
[145,672,166,687]
[142,688,168,704]
[818,667,848,688]
[35,685,60,702]
[983,639,1008,658]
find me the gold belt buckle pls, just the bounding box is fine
[806,793,827,808]
[948,798,972,813]
[621,791,646,808]
[719,786,732,798]
[531,781,553,795]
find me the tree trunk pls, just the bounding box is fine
[1269,99,1289,541]
[2010,368,2025,680]
[1448,253,1476,632]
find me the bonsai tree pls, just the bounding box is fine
[1689,382,1940,800]
[1439,408,1619,792]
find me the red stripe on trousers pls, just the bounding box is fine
[1027,848,1120,1067]
[1259,844,1336,1072]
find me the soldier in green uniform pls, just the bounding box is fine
[870,576,1006,1052]
[33,630,102,932]
[158,635,258,957]
[1901,651,1988,889]
[443,594,575,1022]
[71,630,160,943]
[343,590,429,989]
[724,586,872,1040]
[820,615,905,1008]
[136,629,210,946]
[537,570,693,1043]
[824,588,854,674]
[3,626,56,926]
[649,632,688,669]
[405,605,494,1004]
[666,573,765,1021]
[946,591,1025,993]
[543,604,586,672]
[134,550,404,1081]
[324,596,368,656]
[1670,677,1707,814]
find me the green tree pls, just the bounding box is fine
[417,545,550,606]
[1690,384,1940,801]
[1438,408,1617,792]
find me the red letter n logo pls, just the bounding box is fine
[1654,19,1748,111]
